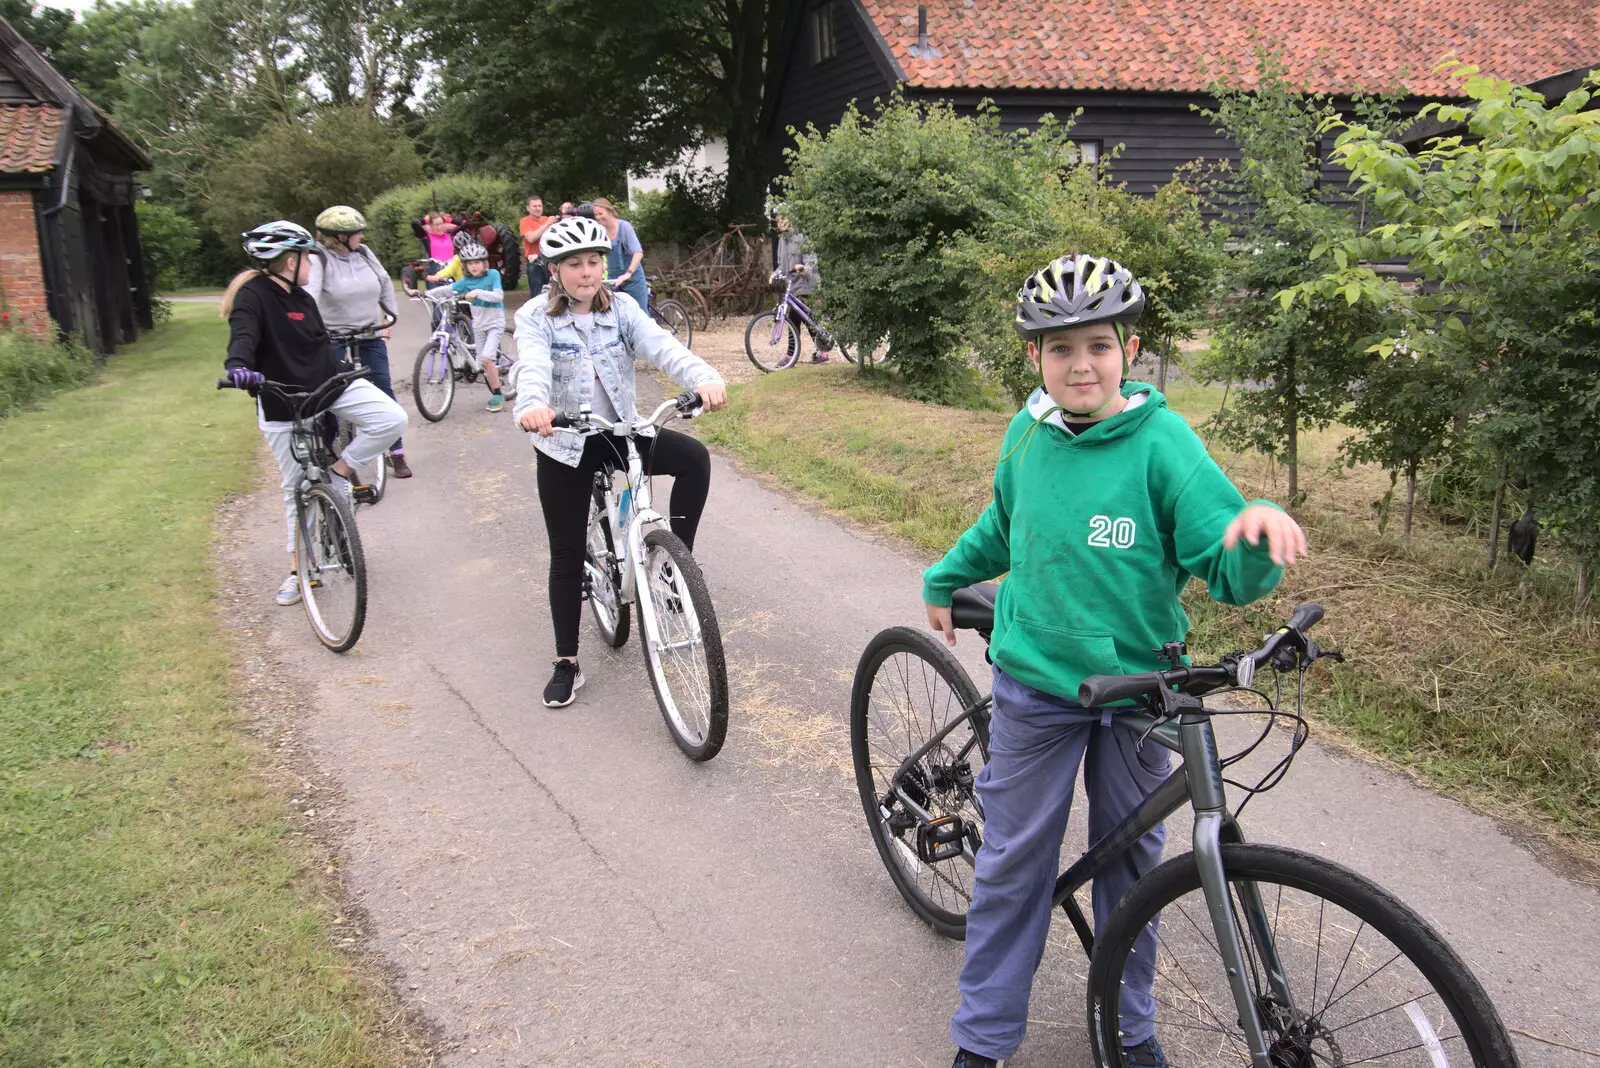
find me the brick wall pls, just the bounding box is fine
[0,189,52,337]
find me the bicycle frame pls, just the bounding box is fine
[769,283,823,345]
[888,688,1296,1067]
[570,396,707,656]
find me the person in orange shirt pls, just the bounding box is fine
[520,195,557,295]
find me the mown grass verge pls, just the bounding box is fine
[699,365,1600,861]
[0,305,428,1064]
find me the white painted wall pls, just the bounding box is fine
[627,138,728,206]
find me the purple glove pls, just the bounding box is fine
[228,367,265,389]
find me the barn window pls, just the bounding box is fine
[812,3,838,64]
[1073,140,1102,165]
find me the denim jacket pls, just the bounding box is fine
[512,290,724,467]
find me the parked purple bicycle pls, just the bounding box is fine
[744,276,889,373]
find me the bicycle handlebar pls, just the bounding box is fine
[216,366,372,410]
[538,390,703,434]
[1077,603,1326,707]
[327,314,397,341]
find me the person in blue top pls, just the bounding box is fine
[591,197,648,314]
[449,241,510,412]
[921,254,1308,1068]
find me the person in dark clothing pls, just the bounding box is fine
[222,220,408,607]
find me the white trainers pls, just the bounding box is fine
[275,573,301,606]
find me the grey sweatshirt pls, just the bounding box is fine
[774,231,819,295]
[306,245,398,331]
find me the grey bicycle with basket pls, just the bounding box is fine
[850,587,1518,1066]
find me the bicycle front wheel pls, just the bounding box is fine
[1088,842,1518,1067]
[637,529,728,761]
[744,310,801,372]
[294,484,367,653]
[850,626,988,939]
[652,299,693,347]
[413,341,455,422]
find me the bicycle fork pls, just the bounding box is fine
[1183,713,1297,1067]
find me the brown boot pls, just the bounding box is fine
[388,452,413,478]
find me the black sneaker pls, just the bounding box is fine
[1123,1039,1167,1067]
[542,660,584,707]
[951,1052,1002,1068]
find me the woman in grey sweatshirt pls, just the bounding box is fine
[307,206,412,476]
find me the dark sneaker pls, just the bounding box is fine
[1123,1039,1167,1067]
[389,452,413,478]
[542,660,585,707]
[951,1052,1002,1068]
[809,352,832,363]
[275,573,301,606]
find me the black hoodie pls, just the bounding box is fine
[224,273,346,422]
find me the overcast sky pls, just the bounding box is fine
[43,0,101,15]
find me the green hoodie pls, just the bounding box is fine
[923,383,1283,702]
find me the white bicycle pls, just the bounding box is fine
[543,391,730,761]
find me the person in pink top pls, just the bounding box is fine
[411,211,459,263]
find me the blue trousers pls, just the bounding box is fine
[332,337,403,452]
[950,667,1170,1059]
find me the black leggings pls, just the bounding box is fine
[536,428,711,658]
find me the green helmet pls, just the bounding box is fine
[1014,254,1144,341]
[315,205,368,235]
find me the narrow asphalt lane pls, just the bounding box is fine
[216,291,1600,1067]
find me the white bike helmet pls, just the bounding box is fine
[459,240,489,262]
[242,220,316,262]
[539,216,611,261]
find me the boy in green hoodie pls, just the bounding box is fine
[923,255,1307,1068]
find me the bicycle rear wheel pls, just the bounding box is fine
[294,484,367,653]
[413,341,455,422]
[1088,843,1519,1067]
[652,299,693,347]
[840,335,890,366]
[584,479,630,648]
[636,529,728,761]
[744,310,801,372]
[850,627,988,939]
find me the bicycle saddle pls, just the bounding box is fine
[950,583,998,632]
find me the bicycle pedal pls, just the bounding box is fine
[916,815,971,863]
[352,485,378,503]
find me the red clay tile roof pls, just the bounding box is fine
[858,0,1600,96]
[0,104,66,173]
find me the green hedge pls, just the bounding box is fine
[366,175,525,270]
[0,329,97,418]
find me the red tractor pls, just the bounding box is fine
[407,209,523,291]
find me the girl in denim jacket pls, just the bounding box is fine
[513,216,727,707]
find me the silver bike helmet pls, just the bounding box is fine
[459,240,489,262]
[539,216,611,261]
[1014,254,1145,341]
[242,220,316,262]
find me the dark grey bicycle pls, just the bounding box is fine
[850,588,1518,1066]
[219,367,372,653]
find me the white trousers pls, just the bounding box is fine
[260,378,408,553]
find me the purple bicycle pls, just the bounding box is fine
[744,276,889,373]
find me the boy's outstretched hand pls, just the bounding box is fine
[1223,504,1308,567]
[926,602,957,646]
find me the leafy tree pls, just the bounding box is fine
[945,141,1222,405]
[202,106,424,245]
[134,200,201,291]
[0,0,76,70]
[1196,50,1384,504]
[420,0,785,224]
[1290,66,1600,601]
[784,96,1037,404]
